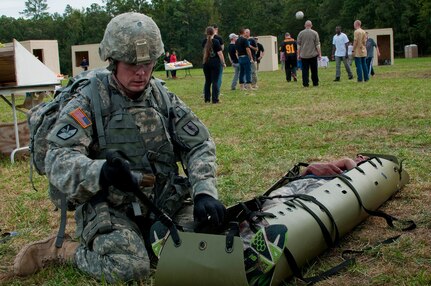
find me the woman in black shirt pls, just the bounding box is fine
[202,26,226,103]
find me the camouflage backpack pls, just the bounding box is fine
[27,77,97,176]
[27,71,106,247]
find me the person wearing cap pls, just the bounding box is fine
[228,33,240,90]
[11,12,226,283]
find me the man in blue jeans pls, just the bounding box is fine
[228,33,240,90]
[353,20,369,82]
[235,28,254,90]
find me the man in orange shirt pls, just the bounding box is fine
[353,20,369,82]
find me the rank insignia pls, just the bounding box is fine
[69,107,92,128]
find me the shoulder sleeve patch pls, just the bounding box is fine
[182,120,199,136]
[56,124,78,140]
[69,107,92,128]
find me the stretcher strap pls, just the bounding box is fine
[283,247,354,285]
[283,234,403,285]
[238,202,276,233]
[335,175,416,231]
[225,222,239,253]
[259,193,340,248]
[292,194,340,247]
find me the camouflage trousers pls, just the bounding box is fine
[74,201,193,283]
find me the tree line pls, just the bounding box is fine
[1,0,429,75]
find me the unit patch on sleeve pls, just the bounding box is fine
[69,107,92,128]
[182,120,199,136]
[56,124,78,140]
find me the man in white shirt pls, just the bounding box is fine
[331,26,353,81]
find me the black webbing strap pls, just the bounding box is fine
[259,193,340,248]
[358,153,399,165]
[129,178,181,247]
[283,247,354,285]
[88,76,107,148]
[335,174,416,231]
[237,202,276,233]
[225,222,240,253]
[357,153,405,181]
[341,234,402,259]
[291,194,340,247]
[283,234,403,285]
[55,192,68,248]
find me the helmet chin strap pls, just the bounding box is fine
[107,59,117,71]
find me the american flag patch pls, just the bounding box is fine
[69,107,92,128]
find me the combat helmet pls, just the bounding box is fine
[99,12,164,67]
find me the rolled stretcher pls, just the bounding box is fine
[155,155,409,285]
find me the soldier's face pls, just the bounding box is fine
[116,61,155,93]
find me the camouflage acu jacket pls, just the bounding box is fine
[45,71,218,215]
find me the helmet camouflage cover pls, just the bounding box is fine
[99,12,164,65]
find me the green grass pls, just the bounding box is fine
[1,57,430,285]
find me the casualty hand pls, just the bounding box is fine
[99,150,138,192]
[194,194,226,226]
[301,163,343,176]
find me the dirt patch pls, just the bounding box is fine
[0,121,30,155]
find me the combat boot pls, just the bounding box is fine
[13,234,79,276]
[240,84,245,90]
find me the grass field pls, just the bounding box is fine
[0,57,430,285]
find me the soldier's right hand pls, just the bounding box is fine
[99,151,138,192]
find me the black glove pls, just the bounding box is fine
[99,151,138,192]
[194,194,226,226]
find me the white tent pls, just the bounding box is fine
[0,39,60,163]
[0,39,60,87]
